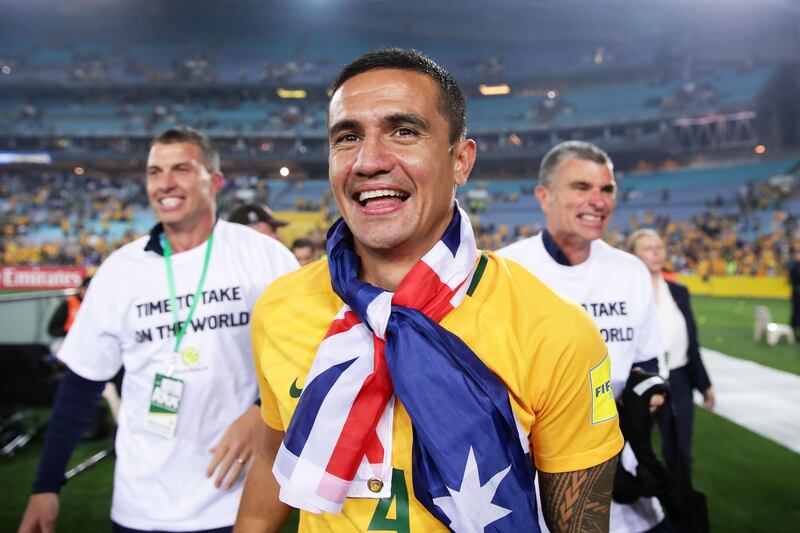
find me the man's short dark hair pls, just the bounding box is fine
[151,126,221,174]
[331,48,467,144]
[291,238,315,251]
[539,141,613,189]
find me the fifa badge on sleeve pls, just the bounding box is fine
[589,354,617,425]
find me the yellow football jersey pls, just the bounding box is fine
[252,252,623,532]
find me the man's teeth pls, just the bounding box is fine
[358,189,407,202]
[160,198,182,207]
[580,214,602,221]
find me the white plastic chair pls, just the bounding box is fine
[754,305,796,346]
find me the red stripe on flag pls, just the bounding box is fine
[325,337,392,480]
[324,310,362,339]
[394,261,456,321]
[364,429,385,465]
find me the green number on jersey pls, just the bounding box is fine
[368,468,410,533]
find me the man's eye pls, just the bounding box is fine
[336,133,358,143]
[396,127,417,137]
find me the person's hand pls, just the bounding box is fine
[18,493,59,533]
[649,392,665,414]
[207,405,265,490]
[702,387,716,410]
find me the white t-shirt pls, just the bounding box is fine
[656,277,689,371]
[498,233,665,533]
[59,220,298,531]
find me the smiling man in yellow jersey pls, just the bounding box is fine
[236,49,623,533]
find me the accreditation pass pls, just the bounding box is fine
[147,372,184,438]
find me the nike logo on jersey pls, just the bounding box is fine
[289,378,303,398]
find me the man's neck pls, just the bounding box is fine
[355,206,457,291]
[357,246,418,292]
[163,213,216,253]
[546,228,593,266]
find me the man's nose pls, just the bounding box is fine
[151,171,177,190]
[588,189,611,209]
[351,134,393,177]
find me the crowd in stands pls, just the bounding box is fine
[1,171,145,266]
[0,170,276,266]
[471,209,799,278]
[2,166,799,279]
[471,175,800,278]
[616,210,797,278]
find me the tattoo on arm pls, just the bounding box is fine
[538,454,618,533]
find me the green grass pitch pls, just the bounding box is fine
[692,295,799,375]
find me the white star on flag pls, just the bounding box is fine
[432,447,512,532]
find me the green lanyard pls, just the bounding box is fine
[161,231,215,371]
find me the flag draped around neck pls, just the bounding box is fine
[273,205,540,532]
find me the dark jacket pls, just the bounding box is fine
[789,259,800,289]
[666,280,712,392]
[47,299,70,338]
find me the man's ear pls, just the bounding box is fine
[211,171,225,195]
[452,139,477,187]
[534,184,551,215]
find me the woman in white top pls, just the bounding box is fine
[629,229,714,467]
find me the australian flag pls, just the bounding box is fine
[385,307,540,532]
[276,207,540,531]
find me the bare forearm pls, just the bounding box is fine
[538,455,618,533]
[234,427,291,533]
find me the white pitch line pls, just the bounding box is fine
[696,348,800,454]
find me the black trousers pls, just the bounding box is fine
[657,365,694,467]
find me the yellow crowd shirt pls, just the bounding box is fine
[252,252,624,532]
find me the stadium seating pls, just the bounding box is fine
[0,65,776,139]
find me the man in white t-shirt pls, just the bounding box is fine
[19,127,298,533]
[498,141,667,533]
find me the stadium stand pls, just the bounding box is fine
[0,65,775,139]
[0,1,797,281]
[2,158,797,277]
